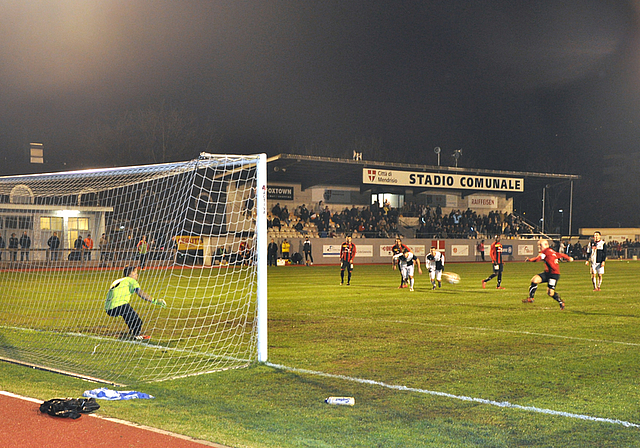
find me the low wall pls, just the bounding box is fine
[280,237,540,265]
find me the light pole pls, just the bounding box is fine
[541,184,550,234]
[541,186,546,233]
[559,209,564,235]
[434,147,441,166]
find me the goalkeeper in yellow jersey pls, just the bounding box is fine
[105,265,166,340]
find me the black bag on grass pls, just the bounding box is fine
[39,397,100,419]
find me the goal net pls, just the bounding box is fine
[0,153,267,384]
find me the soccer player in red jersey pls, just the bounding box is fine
[340,234,357,285]
[524,239,573,310]
[482,235,505,289]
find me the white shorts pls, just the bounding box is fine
[590,263,604,275]
[430,269,442,281]
[402,264,415,278]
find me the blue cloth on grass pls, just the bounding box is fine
[83,387,154,400]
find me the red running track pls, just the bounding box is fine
[0,391,231,448]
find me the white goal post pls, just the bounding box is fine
[0,153,267,383]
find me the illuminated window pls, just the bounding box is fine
[372,193,404,209]
[68,217,89,231]
[66,217,89,249]
[68,231,80,247]
[40,217,63,231]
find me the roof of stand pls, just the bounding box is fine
[266,153,580,194]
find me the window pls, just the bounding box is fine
[3,216,32,229]
[68,231,80,247]
[66,218,89,249]
[372,193,404,209]
[18,217,33,230]
[40,217,63,231]
[5,216,17,229]
[68,217,89,231]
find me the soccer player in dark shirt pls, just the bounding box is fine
[340,235,356,285]
[482,235,505,289]
[524,239,573,310]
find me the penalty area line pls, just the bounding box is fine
[265,362,640,429]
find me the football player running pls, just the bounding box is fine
[524,239,573,310]
[393,247,422,291]
[426,246,445,290]
[586,231,606,291]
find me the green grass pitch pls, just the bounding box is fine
[0,265,258,383]
[1,259,640,447]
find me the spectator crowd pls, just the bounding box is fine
[556,238,640,260]
[267,200,536,240]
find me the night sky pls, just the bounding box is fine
[1,1,640,228]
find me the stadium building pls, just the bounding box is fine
[264,153,580,264]
[0,153,581,266]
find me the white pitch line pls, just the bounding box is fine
[265,362,640,429]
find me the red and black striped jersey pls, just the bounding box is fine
[490,241,503,264]
[340,242,356,262]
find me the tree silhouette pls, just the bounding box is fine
[78,101,220,166]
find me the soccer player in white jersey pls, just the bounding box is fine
[426,246,445,290]
[393,248,422,291]
[586,231,606,291]
[391,237,411,288]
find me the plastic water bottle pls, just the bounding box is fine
[325,396,355,406]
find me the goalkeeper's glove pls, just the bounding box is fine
[152,298,167,308]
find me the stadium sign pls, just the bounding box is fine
[173,235,203,251]
[323,244,373,257]
[451,244,470,256]
[469,195,498,208]
[363,169,524,192]
[267,186,294,200]
[379,244,426,257]
[518,244,535,256]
